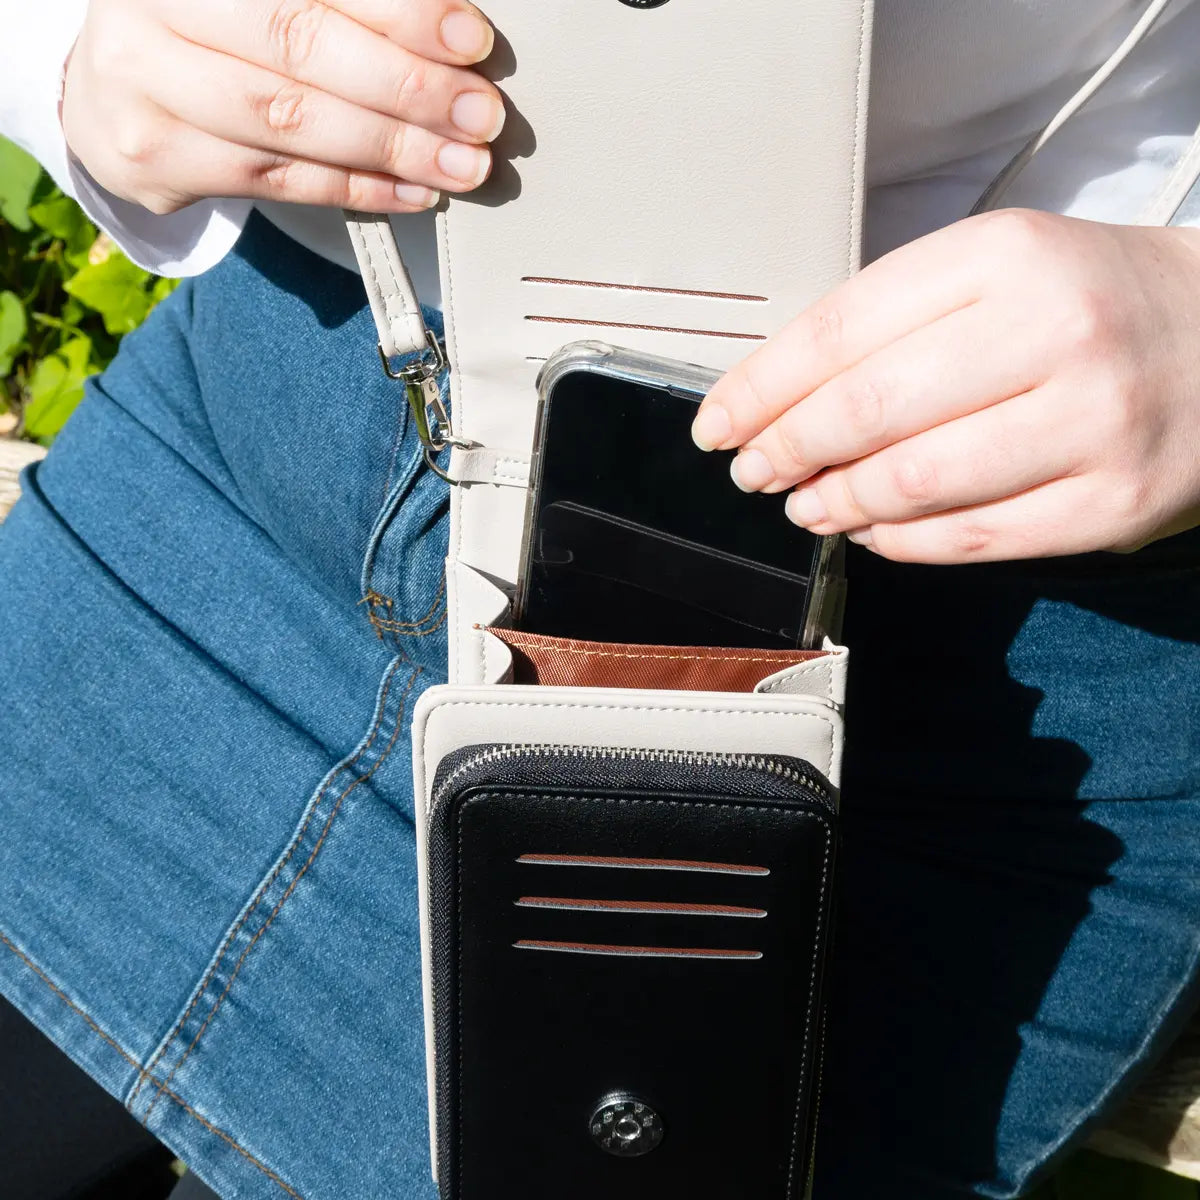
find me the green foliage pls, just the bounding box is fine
[0,137,41,231]
[0,135,177,443]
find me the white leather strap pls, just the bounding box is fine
[446,445,531,489]
[343,210,427,359]
[972,0,1177,216]
[1140,122,1200,226]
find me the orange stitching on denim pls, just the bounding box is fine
[372,606,448,638]
[361,591,395,641]
[0,926,303,1198]
[167,1091,303,1198]
[363,576,446,641]
[391,575,446,629]
[129,659,407,1109]
[141,666,421,1125]
[0,928,141,1070]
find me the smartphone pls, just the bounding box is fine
[513,342,836,650]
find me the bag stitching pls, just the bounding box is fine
[364,220,420,348]
[0,927,303,1199]
[128,658,408,1110]
[758,658,836,695]
[497,639,818,667]
[849,0,872,276]
[141,665,421,1126]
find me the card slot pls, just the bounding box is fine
[513,940,763,960]
[520,275,770,303]
[511,900,770,955]
[516,851,770,875]
[504,860,774,909]
[515,897,767,918]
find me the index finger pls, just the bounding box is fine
[691,214,996,453]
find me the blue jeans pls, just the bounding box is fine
[1,212,1198,1199]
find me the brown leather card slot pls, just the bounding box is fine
[485,628,826,693]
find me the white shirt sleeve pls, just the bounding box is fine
[0,0,252,278]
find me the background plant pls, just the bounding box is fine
[0,135,176,444]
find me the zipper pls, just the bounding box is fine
[432,743,834,816]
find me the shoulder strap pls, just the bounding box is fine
[972,0,1178,215]
[343,210,427,360]
[1139,122,1200,226]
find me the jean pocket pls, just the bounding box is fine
[361,434,451,673]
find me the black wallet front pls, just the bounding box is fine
[427,744,838,1199]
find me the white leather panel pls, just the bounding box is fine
[440,0,875,613]
[445,561,512,686]
[756,643,849,706]
[415,686,845,805]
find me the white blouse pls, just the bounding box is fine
[2,0,1198,308]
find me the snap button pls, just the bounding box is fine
[589,1093,665,1158]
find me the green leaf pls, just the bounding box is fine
[29,192,96,259]
[64,252,153,335]
[0,137,43,232]
[150,275,180,305]
[0,289,27,376]
[24,335,95,439]
[60,297,86,326]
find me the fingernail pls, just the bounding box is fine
[847,528,874,548]
[691,404,732,451]
[451,92,506,141]
[440,11,494,60]
[786,488,828,528]
[731,449,776,493]
[437,141,491,186]
[393,182,439,208]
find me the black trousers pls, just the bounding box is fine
[0,995,219,1200]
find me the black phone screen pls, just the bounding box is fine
[515,366,824,649]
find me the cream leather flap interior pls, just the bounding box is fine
[440,0,875,600]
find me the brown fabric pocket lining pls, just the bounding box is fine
[485,628,827,693]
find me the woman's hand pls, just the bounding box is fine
[693,210,1200,563]
[62,0,504,215]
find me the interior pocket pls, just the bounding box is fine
[486,627,826,693]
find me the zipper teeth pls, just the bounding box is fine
[433,743,832,812]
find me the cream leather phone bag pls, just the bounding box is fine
[343,3,870,1195]
[337,1,1200,1195]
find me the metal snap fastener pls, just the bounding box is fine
[589,1093,664,1158]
